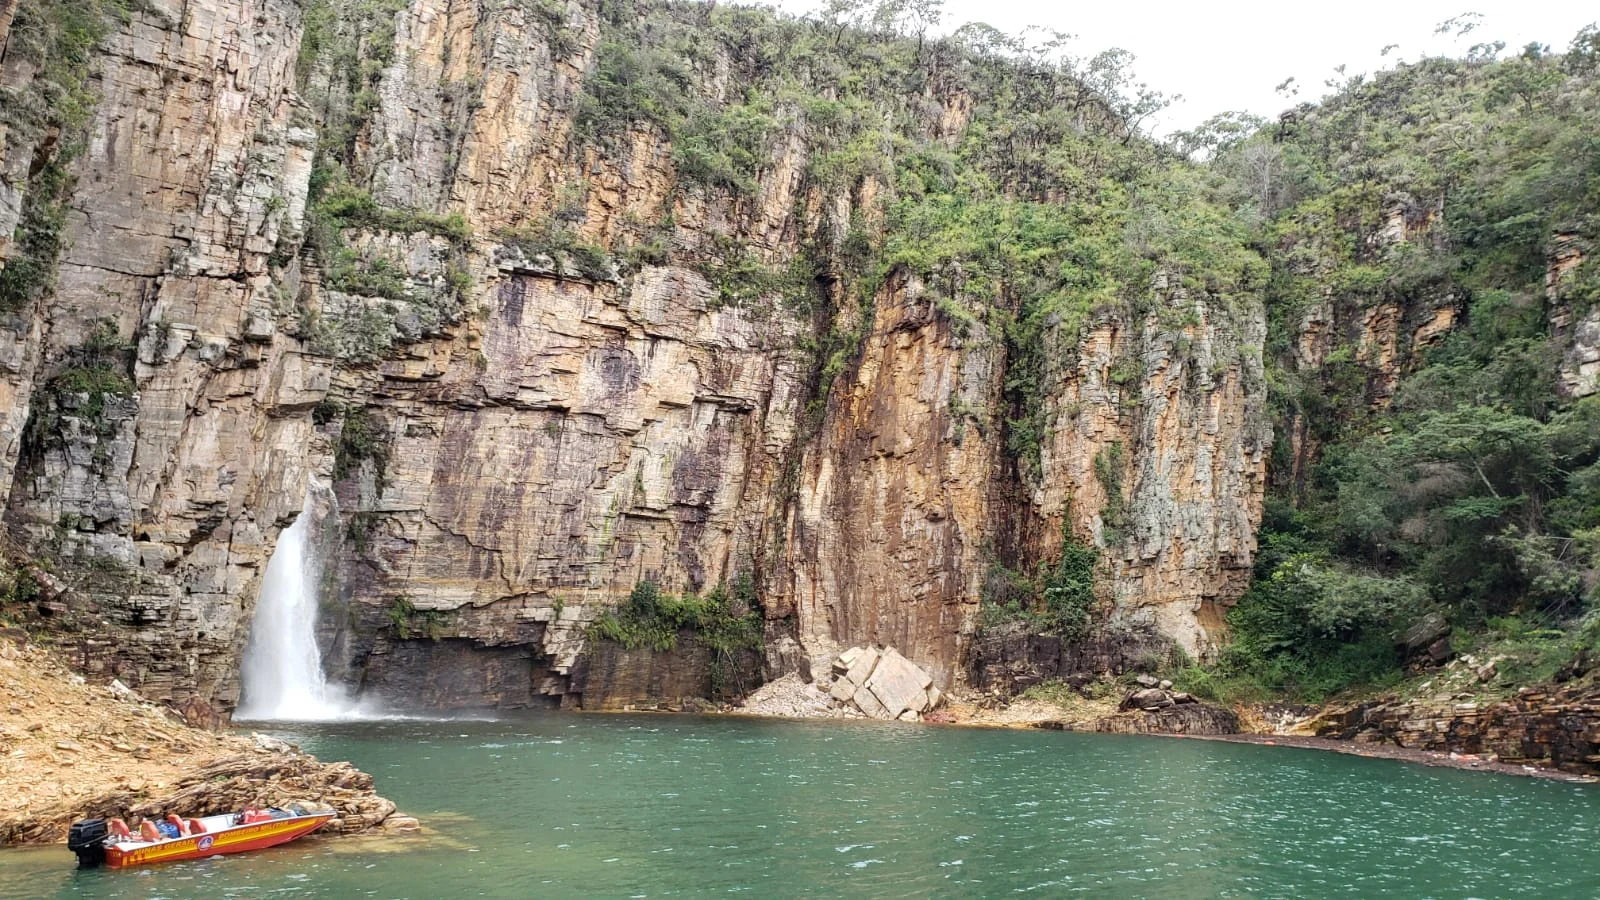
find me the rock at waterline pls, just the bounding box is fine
[824,646,943,720]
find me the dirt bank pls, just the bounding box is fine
[0,631,413,844]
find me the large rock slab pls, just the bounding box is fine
[826,646,941,720]
[831,646,880,702]
[864,647,935,718]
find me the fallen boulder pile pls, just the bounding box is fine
[1089,676,1240,734]
[828,646,943,721]
[737,673,858,718]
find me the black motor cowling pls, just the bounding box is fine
[67,819,108,868]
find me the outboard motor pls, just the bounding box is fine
[67,819,109,868]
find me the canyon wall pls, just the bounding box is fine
[1,0,1299,712]
[0,0,327,718]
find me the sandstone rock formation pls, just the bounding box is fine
[0,632,405,844]
[1318,686,1600,776]
[826,646,943,721]
[1085,703,1241,736]
[0,0,1289,714]
[16,0,1585,717]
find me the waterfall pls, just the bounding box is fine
[236,492,354,721]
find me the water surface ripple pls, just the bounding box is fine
[3,713,1598,897]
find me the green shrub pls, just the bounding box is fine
[332,408,391,490]
[977,527,1101,639]
[588,578,764,658]
[386,595,448,640]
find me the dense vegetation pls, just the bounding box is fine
[1188,27,1600,701]
[590,578,763,654]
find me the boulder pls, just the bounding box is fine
[843,646,881,689]
[1426,636,1454,664]
[825,646,943,720]
[829,675,858,703]
[1123,688,1174,711]
[864,648,933,718]
[854,685,891,719]
[1401,613,1450,653]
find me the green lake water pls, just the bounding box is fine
[3,713,1599,897]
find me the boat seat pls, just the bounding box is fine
[189,819,206,834]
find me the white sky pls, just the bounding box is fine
[765,1,1598,133]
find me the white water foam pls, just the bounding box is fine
[236,492,360,722]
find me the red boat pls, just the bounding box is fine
[68,808,334,868]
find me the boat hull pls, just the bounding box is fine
[104,813,334,868]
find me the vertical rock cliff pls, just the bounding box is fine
[0,0,1280,712]
[1,0,325,716]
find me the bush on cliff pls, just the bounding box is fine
[589,579,763,655]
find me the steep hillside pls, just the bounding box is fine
[1176,30,1600,703]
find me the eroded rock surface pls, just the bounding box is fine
[0,634,404,844]
[1318,686,1600,776]
[2,0,1484,714]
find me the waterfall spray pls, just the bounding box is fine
[236,492,353,721]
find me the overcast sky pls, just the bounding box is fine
[766,1,1598,134]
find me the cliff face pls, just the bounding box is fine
[787,271,1003,689]
[2,0,1282,712]
[1032,277,1269,655]
[1,0,325,715]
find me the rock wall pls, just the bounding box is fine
[1032,277,1269,657]
[971,621,1181,694]
[1322,686,1600,776]
[570,639,763,711]
[1548,233,1598,399]
[787,272,1002,686]
[0,0,328,715]
[1,0,1283,711]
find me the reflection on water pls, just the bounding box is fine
[5,713,1600,897]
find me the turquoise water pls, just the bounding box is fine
[3,713,1599,897]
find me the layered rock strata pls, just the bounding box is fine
[1320,686,1600,776]
[1,0,1288,712]
[0,634,406,844]
[0,0,328,715]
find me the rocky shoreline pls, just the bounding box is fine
[733,653,1243,736]
[1181,733,1600,784]
[0,633,413,845]
[729,645,1600,784]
